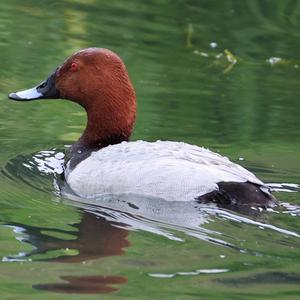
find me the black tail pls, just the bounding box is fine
[198,181,277,213]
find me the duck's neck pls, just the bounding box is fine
[66,97,136,170]
[81,109,132,148]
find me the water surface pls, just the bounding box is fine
[0,1,300,299]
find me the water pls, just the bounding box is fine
[0,0,300,299]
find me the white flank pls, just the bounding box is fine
[66,141,264,201]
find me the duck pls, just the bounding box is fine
[9,48,277,209]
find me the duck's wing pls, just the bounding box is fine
[94,141,263,185]
[164,141,264,186]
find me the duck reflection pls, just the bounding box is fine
[34,275,128,294]
[7,212,129,294]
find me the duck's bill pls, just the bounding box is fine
[9,71,60,101]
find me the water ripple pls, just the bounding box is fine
[2,150,300,260]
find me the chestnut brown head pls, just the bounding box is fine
[9,48,137,145]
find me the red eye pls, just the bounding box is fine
[71,62,78,71]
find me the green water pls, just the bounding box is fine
[0,0,300,299]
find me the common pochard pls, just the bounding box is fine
[9,48,276,209]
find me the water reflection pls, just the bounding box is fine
[33,274,127,294]
[14,212,129,263]
[6,212,129,294]
[216,271,300,287]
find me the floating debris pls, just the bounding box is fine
[212,50,238,73]
[186,24,194,48]
[215,53,223,59]
[224,49,237,65]
[193,50,209,57]
[210,42,218,48]
[267,57,282,65]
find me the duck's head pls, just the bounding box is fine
[9,48,136,147]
